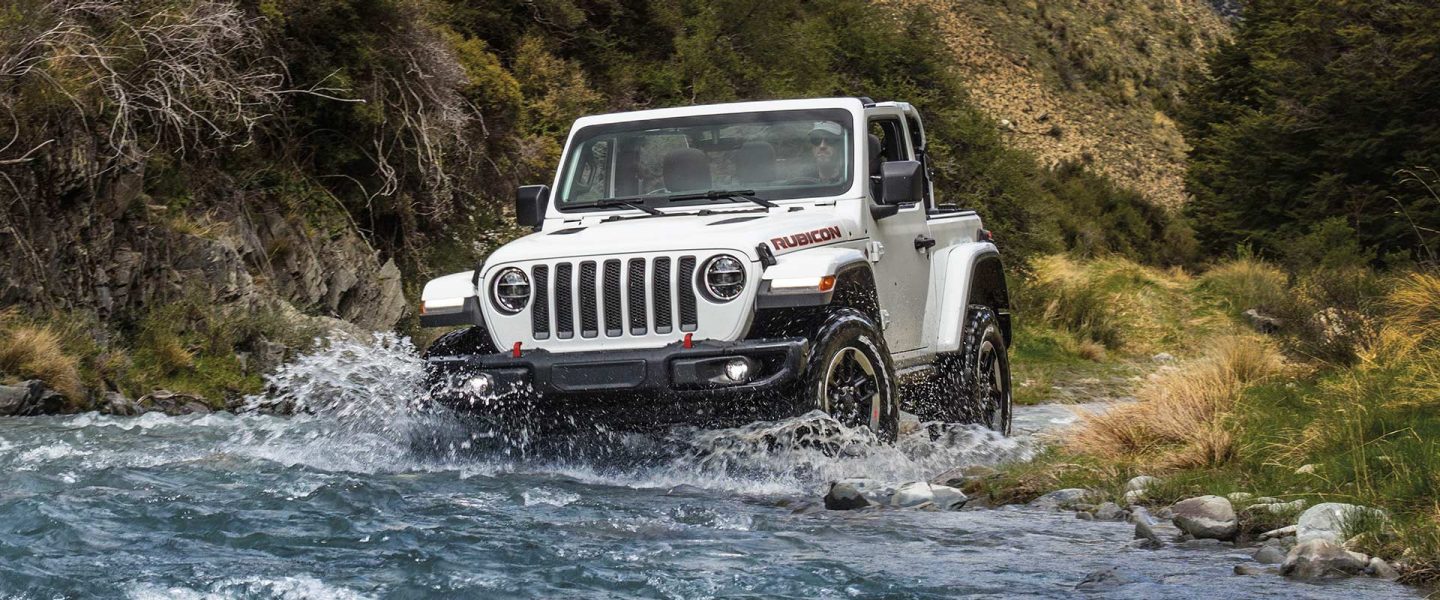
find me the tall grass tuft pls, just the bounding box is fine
[0,318,84,400]
[1195,255,1289,315]
[1064,335,1283,470]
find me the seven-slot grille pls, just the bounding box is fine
[528,255,701,340]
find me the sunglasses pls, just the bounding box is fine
[809,133,841,146]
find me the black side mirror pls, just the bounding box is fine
[516,185,549,229]
[880,160,923,205]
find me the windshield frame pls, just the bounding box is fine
[552,107,859,214]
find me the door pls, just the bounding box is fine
[867,115,932,353]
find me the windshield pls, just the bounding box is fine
[555,108,854,210]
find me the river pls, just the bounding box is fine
[0,336,1417,598]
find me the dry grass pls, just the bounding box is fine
[1389,272,1440,345]
[1076,340,1107,362]
[1020,254,1205,354]
[1195,256,1289,314]
[0,322,83,399]
[1064,334,1284,470]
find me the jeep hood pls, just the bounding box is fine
[485,209,859,267]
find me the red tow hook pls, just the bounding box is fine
[683,333,694,349]
[512,341,523,358]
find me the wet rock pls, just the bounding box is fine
[138,390,211,416]
[1366,557,1399,580]
[0,380,66,416]
[1254,545,1287,564]
[1030,488,1093,511]
[1076,511,1094,520]
[1233,564,1272,576]
[1095,502,1126,521]
[1171,495,1238,540]
[1244,309,1283,333]
[890,482,967,510]
[1134,520,1164,549]
[1179,538,1225,549]
[1281,539,1369,579]
[824,479,877,510]
[0,383,30,416]
[1075,566,1151,591]
[98,391,143,416]
[1297,503,1383,545]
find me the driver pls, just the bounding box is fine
[808,121,845,183]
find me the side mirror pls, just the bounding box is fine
[516,185,549,229]
[879,160,924,205]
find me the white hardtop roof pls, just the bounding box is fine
[571,97,867,128]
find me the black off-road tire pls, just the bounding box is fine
[936,305,1012,435]
[421,325,499,404]
[794,308,900,442]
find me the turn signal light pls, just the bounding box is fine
[818,275,837,292]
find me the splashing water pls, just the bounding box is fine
[0,336,1416,598]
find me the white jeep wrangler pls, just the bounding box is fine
[419,97,1012,440]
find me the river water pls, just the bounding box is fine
[0,336,1417,598]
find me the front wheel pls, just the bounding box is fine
[937,305,1012,435]
[796,308,900,442]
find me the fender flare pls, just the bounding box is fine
[755,247,872,309]
[934,243,1010,352]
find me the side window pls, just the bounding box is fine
[905,115,934,209]
[867,117,912,201]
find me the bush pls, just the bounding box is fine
[0,320,83,400]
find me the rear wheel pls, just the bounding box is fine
[796,308,899,441]
[936,305,1011,435]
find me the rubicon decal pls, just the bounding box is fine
[771,226,843,250]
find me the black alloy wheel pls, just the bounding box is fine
[798,308,900,441]
[937,304,1012,435]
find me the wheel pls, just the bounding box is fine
[935,305,1012,434]
[796,308,900,441]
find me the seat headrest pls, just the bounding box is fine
[663,148,712,192]
[735,142,777,184]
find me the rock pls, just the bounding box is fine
[98,391,143,416]
[1226,492,1253,503]
[1253,497,1281,504]
[1260,525,1298,540]
[1233,564,1271,576]
[0,383,29,416]
[929,485,968,510]
[1171,496,1238,540]
[1281,539,1370,579]
[1366,557,1399,580]
[1029,488,1093,511]
[1245,499,1307,516]
[1125,475,1160,493]
[1076,511,1094,520]
[1295,464,1318,475]
[1074,566,1150,591]
[1095,502,1126,521]
[1134,520,1164,549]
[1254,545,1287,564]
[1297,503,1383,545]
[138,390,211,416]
[1179,538,1224,549]
[1151,352,1175,363]
[890,481,935,508]
[1244,309,1283,333]
[1123,489,1146,506]
[824,479,876,510]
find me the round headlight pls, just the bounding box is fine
[702,255,746,302]
[492,268,530,314]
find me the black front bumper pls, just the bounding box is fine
[426,337,809,403]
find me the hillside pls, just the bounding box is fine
[902,0,1230,208]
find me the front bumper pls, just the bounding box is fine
[426,337,809,401]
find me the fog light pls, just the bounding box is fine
[465,374,494,395]
[723,358,751,383]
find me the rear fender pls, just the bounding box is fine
[934,243,1010,352]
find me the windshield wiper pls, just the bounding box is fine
[578,196,663,215]
[663,189,777,209]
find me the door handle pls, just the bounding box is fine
[914,235,936,251]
